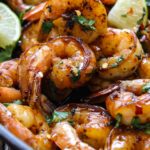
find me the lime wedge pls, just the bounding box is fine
[108,0,148,29]
[0,3,21,48]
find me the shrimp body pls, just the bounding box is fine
[38,0,107,43]
[105,128,150,150]
[139,56,150,78]
[6,0,45,12]
[57,104,113,149]
[0,103,55,150]
[51,121,95,150]
[0,59,18,87]
[106,79,150,125]
[96,28,143,80]
[18,36,96,106]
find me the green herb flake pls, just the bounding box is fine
[3,100,23,107]
[0,45,15,62]
[115,113,122,128]
[135,54,142,60]
[72,15,96,31]
[111,63,118,68]
[42,20,53,34]
[70,69,81,83]
[116,56,124,63]
[46,111,69,125]
[142,82,150,93]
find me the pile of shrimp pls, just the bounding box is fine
[1,0,150,149]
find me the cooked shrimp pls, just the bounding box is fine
[95,28,143,80]
[105,128,150,150]
[6,0,45,13]
[51,121,95,150]
[0,87,22,103]
[56,104,113,149]
[0,104,55,150]
[23,2,46,22]
[18,36,96,106]
[0,103,55,150]
[38,0,107,43]
[0,59,18,87]
[138,56,150,78]
[106,79,150,125]
[0,59,22,103]
[101,0,116,5]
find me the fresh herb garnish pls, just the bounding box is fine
[115,113,122,128]
[3,100,23,107]
[0,44,15,62]
[131,117,150,134]
[46,111,69,125]
[42,20,54,34]
[72,15,96,31]
[135,54,142,60]
[111,56,124,68]
[142,82,150,93]
[70,68,81,83]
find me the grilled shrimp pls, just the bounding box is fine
[105,128,150,150]
[38,0,107,43]
[106,79,150,125]
[56,104,113,149]
[95,28,143,80]
[101,0,116,5]
[6,0,45,13]
[0,103,55,150]
[0,59,22,102]
[18,36,96,106]
[51,121,95,150]
[138,56,150,78]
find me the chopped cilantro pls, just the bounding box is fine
[42,20,53,34]
[72,15,96,31]
[70,69,81,83]
[131,117,150,134]
[46,111,69,125]
[3,100,23,107]
[115,113,122,128]
[116,56,124,63]
[142,82,150,93]
[0,44,15,62]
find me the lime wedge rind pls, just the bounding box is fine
[0,2,21,48]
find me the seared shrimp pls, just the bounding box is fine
[19,36,96,106]
[95,28,143,80]
[0,59,18,87]
[101,0,116,5]
[106,79,150,125]
[6,0,45,13]
[56,104,113,149]
[0,103,55,150]
[0,59,22,102]
[105,127,150,150]
[51,121,95,150]
[138,56,150,78]
[38,0,107,43]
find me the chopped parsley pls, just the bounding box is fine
[0,44,15,62]
[70,68,81,83]
[121,14,127,17]
[142,82,150,93]
[46,111,69,125]
[3,100,23,107]
[72,15,96,31]
[131,117,150,134]
[111,56,124,68]
[115,113,122,128]
[42,20,54,34]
